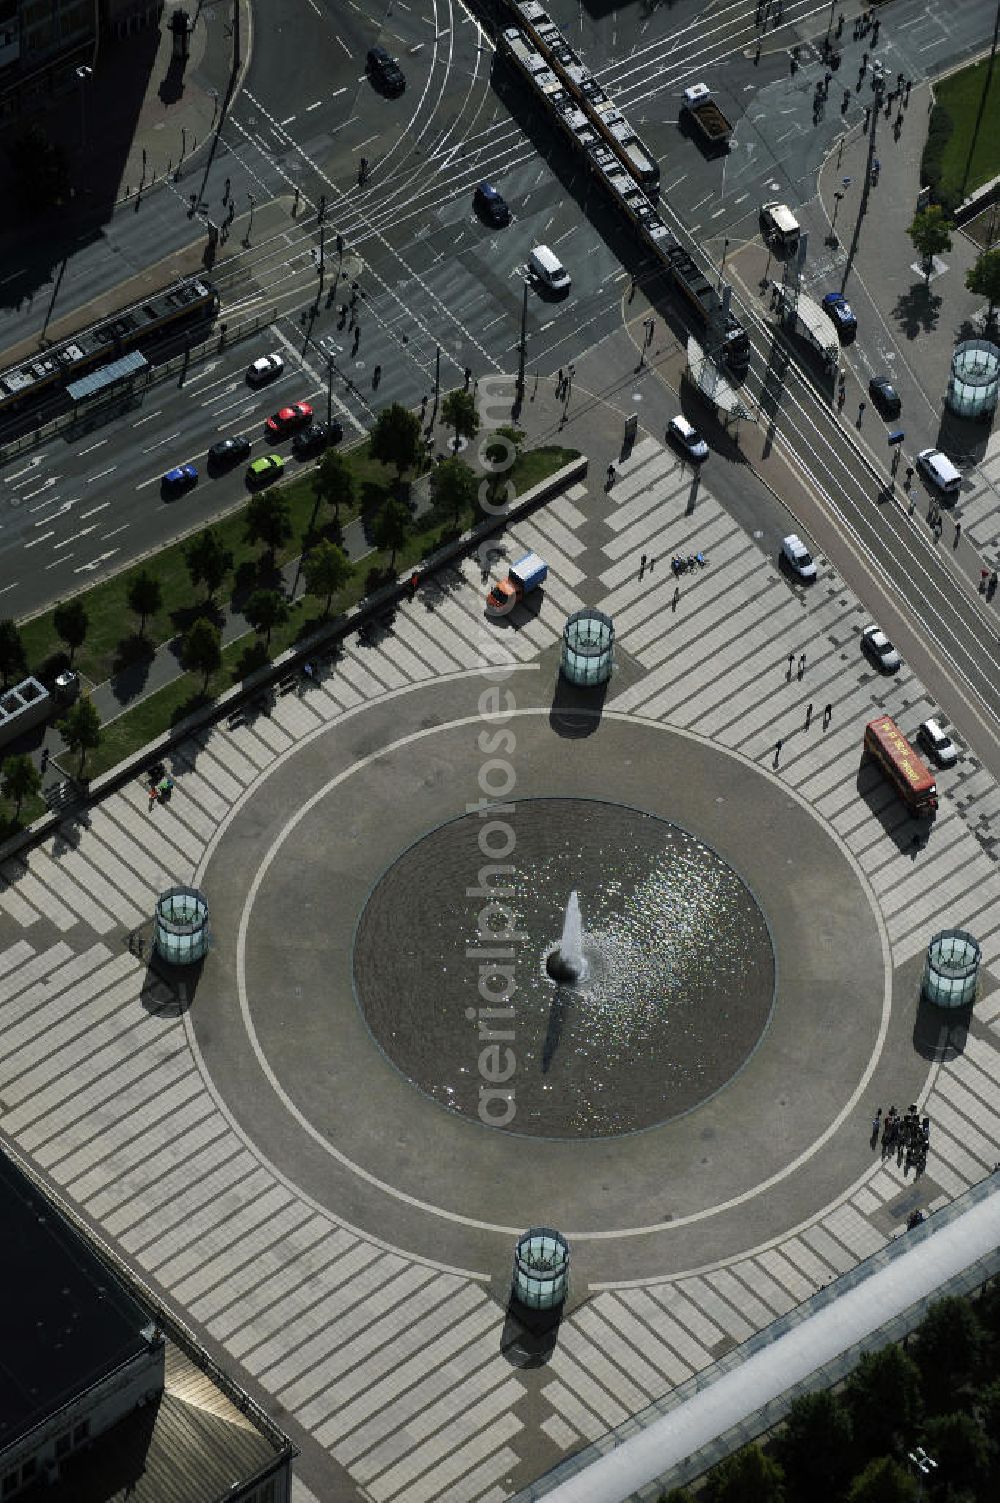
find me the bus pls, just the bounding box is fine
[864,715,938,818]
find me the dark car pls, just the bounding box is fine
[474,182,510,226]
[822,292,858,339]
[366,46,405,95]
[161,463,198,493]
[208,435,252,468]
[868,375,901,419]
[292,420,343,458]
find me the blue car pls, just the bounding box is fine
[474,181,510,226]
[821,292,858,339]
[162,463,198,492]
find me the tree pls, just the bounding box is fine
[441,387,480,454]
[774,1390,854,1503]
[369,402,422,484]
[303,540,352,617]
[966,246,1000,326]
[315,450,355,523]
[1,754,41,819]
[373,498,410,569]
[126,570,162,638]
[844,1346,923,1459]
[180,619,222,691]
[184,529,233,603]
[52,599,89,664]
[429,456,478,527]
[846,1457,916,1503]
[705,1444,784,1503]
[922,1411,989,1492]
[914,1296,984,1412]
[907,205,953,284]
[243,589,289,646]
[57,696,101,778]
[245,490,292,564]
[0,618,27,687]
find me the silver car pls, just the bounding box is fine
[246,353,285,386]
[917,717,958,768]
[861,625,902,674]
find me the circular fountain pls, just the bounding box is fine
[354,798,775,1139]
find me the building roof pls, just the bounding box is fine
[18,1344,291,1503]
[0,1150,152,1454]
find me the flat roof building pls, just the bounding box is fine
[0,1146,294,1502]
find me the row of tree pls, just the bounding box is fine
[908,209,1000,323]
[657,1286,1000,1503]
[0,394,493,799]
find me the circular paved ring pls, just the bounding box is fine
[193,671,894,1285]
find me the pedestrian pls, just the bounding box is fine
[905,80,911,105]
[991,571,999,597]
[805,702,813,728]
[606,462,616,488]
[672,585,680,611]
[904,465,913,489]
[823,702,832,729]
[649,557,655,573]
[774,738,783,763]
[872,1107,882,1142]
[224,175,231,201]
[640,552,647,576]
[798,652,806,678]
[872,17,879,43]
[421,393,428,416]
[352,326,360,353]
[372,363,381,389]
[857,400,866,425]
[408,571,419,599]
[557,367,564,394]
[862,50,868,70]
[954,519,961,543]
[787,652,795,676]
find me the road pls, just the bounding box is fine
[0,0,998,771]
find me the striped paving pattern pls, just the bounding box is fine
[2,444,1000,1497]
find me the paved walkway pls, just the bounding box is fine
[5,387,1000,1499]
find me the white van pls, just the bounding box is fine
[529,245,571,293]
[760,202,800,253]
[916,448,961,496]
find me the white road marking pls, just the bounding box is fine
[78,438,108,454]
[24,531,55,549]
[86,467,117,484]
[80,501,111,519]
[140,432,180,454]
[131,409,162,427]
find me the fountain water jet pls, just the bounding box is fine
[546,890,588,985]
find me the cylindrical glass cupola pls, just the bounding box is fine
[945,340,1000,419]
[512,1228,570,1310]
[922,928,980,1009]
[154,886,211,966]
[561,609,615,687]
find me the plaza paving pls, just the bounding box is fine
[3,431,1000,1500]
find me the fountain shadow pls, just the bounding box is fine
[548,674,608,738]
[499,1299,565,1369]
[541,986,570,1073]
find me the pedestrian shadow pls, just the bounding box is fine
[892,284,943,339]
[48,805,91,857]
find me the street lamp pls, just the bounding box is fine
[75,64,93,152]
[907,1447,937,1502]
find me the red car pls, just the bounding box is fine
[265,402,313,437]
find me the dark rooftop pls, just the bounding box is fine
[18,1344,290,1503]
[0,1150,152,1452]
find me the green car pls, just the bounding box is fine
[247,454,284,485]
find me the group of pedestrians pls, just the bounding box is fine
[872,1105,930,1173]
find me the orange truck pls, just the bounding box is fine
[485,552,548,615]
[864,715,938,818]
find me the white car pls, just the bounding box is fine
[781,534,817,581]
[917,717,958,768]
[916,447,961,496]
[246,353,285,386]
[668,415,709,462]
[861,625,902,674]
